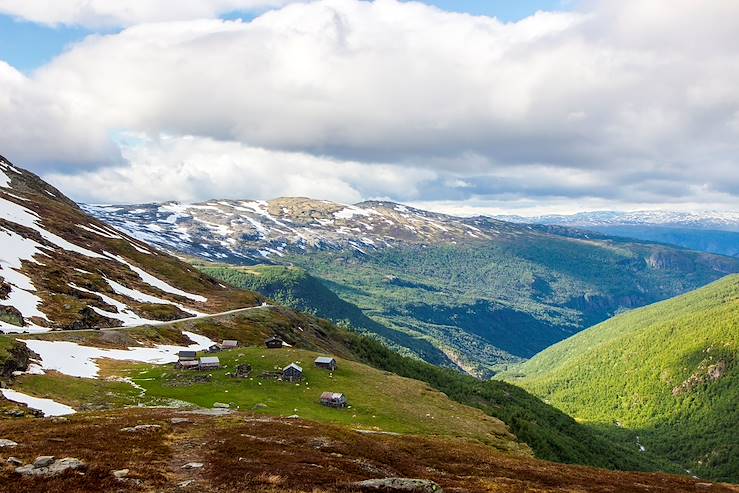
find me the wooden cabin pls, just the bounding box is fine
[199,356,221,370]
[282,363,303,382]
[175,359,199,370]
[314,356,337,371]
[265,336,284,349]
[221,339,239,350]
[207,344,222,353]
[178,350,197,362]
[320,392,347,408]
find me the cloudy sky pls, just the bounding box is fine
[1,0,737,216]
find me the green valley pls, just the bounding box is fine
[504,274,739,482]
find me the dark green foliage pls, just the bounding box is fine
[281,238,736,376]
[340,331,671,473]
[506,275,739,482]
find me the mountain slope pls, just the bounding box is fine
[0,155,261,333]
[84,197,739,376]
[504,275,739,482]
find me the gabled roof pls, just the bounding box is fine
[222,339,238,346]
[266,336,283,342]
[315,356,336,364]
[179,350,197,357]
[320,392,345,399]
[283,363,302,373]
[200,356,220,364]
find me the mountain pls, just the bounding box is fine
[0,156,261,333]
[497,210,739,231]
[84,197,739,377]
[497,211,739,257]
[503,275,739,482]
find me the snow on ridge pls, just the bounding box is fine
[334,205,377,220]
[69,283,162,327]
[20,330,217,379]
[103,252,207,303]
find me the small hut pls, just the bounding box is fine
[199,356,221,370]
[320,392,347,408]
[265,336,284,349]
[175,359,199,370]
[207,344,222,353]
[314,356,337,371]
[221,339,239,350]
[178,350,197,362]
[282,363,303,382]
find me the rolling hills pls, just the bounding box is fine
[0,155,261,333]
[85,197,739,377]
[504,274,739,482]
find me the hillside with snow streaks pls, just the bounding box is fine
[83,197,527,262]
[0,155,261,332]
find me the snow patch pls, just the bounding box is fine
[1,389,76,416]
[20,330,217,379]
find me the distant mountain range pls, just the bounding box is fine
[83,197,739,377]
[496,210,739,231]
[496,211,739,257]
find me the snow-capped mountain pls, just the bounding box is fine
[83,197,534,263]
[0,156,259,333]
[496,210,739,231]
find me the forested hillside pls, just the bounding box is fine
[505,275,739,482]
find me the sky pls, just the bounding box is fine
[0,0,737,216]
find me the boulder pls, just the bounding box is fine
[181,462,204,469]
[0,439,18,448]
[170,417,191,424]
[16,457,84,477]
[112,468,129,479]
[352,478,443,492]
[33,456,56,468]
[212,402,230,409]
[120,424,162,433]
[6,457,23,466]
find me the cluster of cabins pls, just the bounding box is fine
[174,335,347,408]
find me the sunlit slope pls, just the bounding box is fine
[505,275,739,482]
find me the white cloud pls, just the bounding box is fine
[0,0,297,27]
[0,0,738,211]
[44,134,437,204]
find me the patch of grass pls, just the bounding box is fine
[119,346,523,451]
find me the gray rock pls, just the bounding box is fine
[212,402,229,409]
[178,480,195,488]
[112,468,129,479]
[33,456,56,468]
[0,439,18,448]
[253,403,268,409]
[286,414,300,419]
[352,478,443,493]
[182,462,204,469]
[16,457,84,477]
[170,417,191,424]
[6,457,23,466]
[120,424,162,433]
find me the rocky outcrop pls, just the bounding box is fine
[672,359,729,396]
[351,478,443,492]
[0,340,31,379]
[14,456,85,477]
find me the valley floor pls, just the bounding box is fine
[1,407,737,493]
